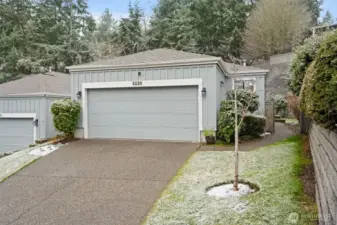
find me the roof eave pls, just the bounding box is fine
[66,58,222,72]
[0,92,70,98]
[227,70,269,76]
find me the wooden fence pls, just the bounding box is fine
[309,123,337,225]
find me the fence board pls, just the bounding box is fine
[309,124,337,225]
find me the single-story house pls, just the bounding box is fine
[0,72,70,153]
[67,49,268,142]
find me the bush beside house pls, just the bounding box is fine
[51,99,81,137]
[217,90,265,143]
[273,94,288,117]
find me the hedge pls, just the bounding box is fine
[290,31,334,96]
[300,31,337,131]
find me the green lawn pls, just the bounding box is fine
[143,136,317,225]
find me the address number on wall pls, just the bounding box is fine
[132,81,143,86]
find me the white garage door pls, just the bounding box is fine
[87,86,199,142]
[0,118,34,153]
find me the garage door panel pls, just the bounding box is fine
[89,87,197,101]
[90,100,197,113]
[87,86,199,142]
[0,118,34,153]
[89,126,197,141]
[89,103,198,115]
[89,113,198,127]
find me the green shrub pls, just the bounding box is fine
[217,90,261,143]
[300,31,337,131]
[51,99,81,137]
[217,110,237,143]
[240,115,266,138]
[226,89,259,113]
[290,31,334,95]
[273,94,288,117]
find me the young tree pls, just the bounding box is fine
[220,59,261,191]
[243,0,311,59]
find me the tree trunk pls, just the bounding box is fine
[234,88,239,191]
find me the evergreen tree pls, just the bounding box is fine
[321,11,335,26]
[148,0,249,59]
[117,1,147,55]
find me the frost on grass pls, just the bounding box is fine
[144,141,308,225]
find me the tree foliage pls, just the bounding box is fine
[300,31,337,131]
[87,9,119,59]
[148,0,249,59]
[290,31,334,95]
[117,1,148,55]
[0,0,95,78]
[243,0,311,59]
[321,11,335,26]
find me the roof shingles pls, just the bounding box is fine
[67,48,268,74]
[0,72,70,96]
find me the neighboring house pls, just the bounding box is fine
[67,49,268,142]
[0,72,70,153]
[311,23,337,36]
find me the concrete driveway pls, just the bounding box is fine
[0,140,197,225]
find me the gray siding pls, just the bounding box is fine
[71,65,218,131]
[216,66,227,117]
[0,97,46,140]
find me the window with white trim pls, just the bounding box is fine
[232,77,256,92]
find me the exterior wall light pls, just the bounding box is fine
[220,81,224,87]
[202,87,207,96]
[76,91,82,99]
[138,72,142,76]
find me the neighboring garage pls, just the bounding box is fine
[67,48,268,142]
[0,72,70,153]
[0,116,36,152]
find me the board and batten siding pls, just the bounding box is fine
[216,66,227,117]
[71,65,219,131]
[0,96,46,140]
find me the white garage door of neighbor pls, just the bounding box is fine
[0,118,34,153]
[87,86,199,142]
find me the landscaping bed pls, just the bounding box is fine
[143,136,317,225]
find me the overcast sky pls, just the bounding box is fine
[88,0,337,22]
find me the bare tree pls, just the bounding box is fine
[229,58,260,191]
[243,0,311,59]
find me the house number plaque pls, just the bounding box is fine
[132,81,143,86]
